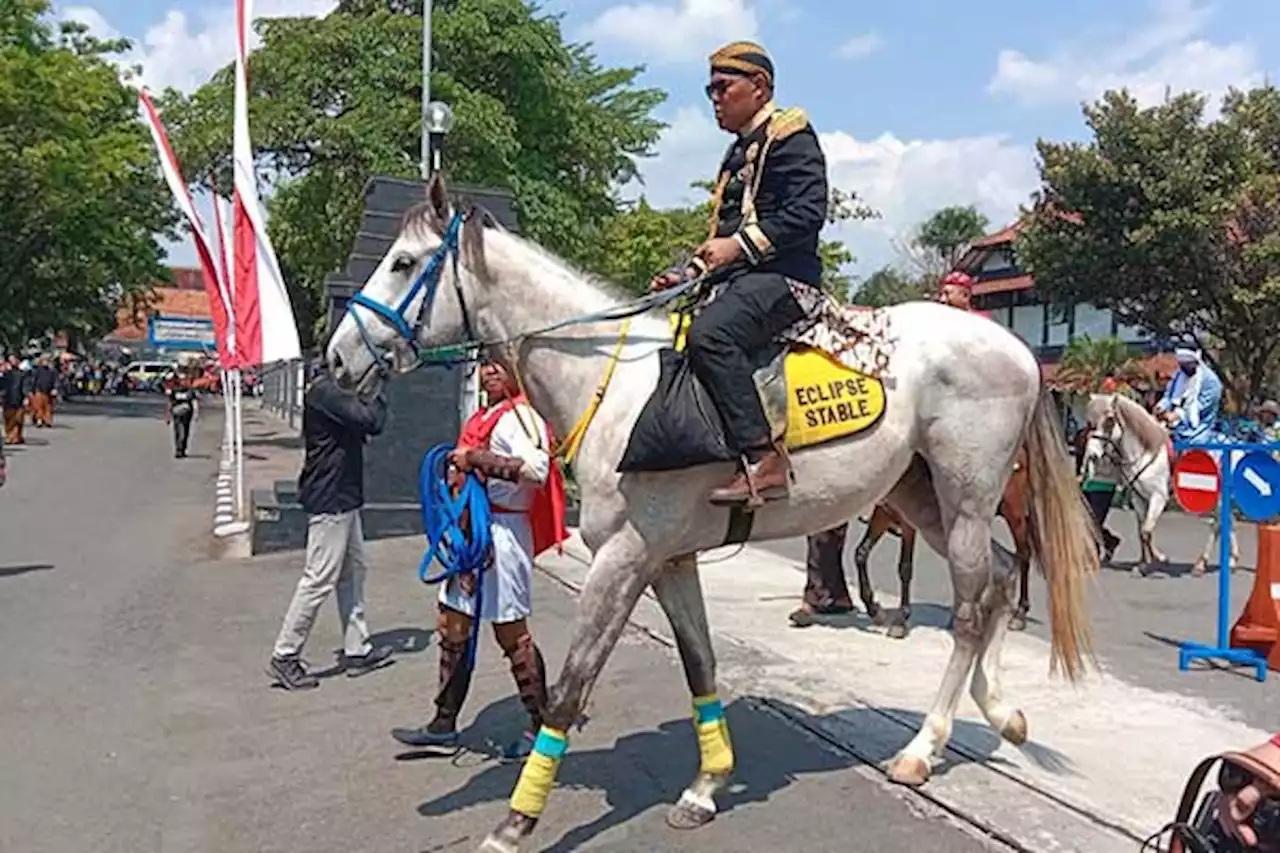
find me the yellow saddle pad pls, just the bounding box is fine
[782,347,886,450]
[669,313,886,451]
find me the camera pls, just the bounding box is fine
[1178,790,1280,853]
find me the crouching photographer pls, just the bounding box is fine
[1158,733,1280,853]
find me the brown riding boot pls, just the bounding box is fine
[390,637,473,748]
[502,635,549,760]
[708,444,791,507]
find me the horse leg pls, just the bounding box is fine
[1142,488,1169,568]
[886,524,916,640]
[970,546,1028,744]
[854,508,887,625]
[1004,500,1032,632]
[478,532,659,853]
[1193,518,1215,577]
[650,554,734,830]
[882,460,992,787]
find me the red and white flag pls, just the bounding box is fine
[232,0,301,367]
[137,88,237,369]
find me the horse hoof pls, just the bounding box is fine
[886,623,908,640]
[1131,567,1146,579]
[476,837,517,853]
[1007,614,1027,632]
[667,795,716,830]
[887,755,931,787]
[869,608,887,626]
[788,608,814,628]
[1001,710,1028,746]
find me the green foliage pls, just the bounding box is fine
[157,0,665,349]
[1055,336,1147,391]
[895,204,989,281]
[0,1,176,348]
[598,184,877,299]
[851,265,930,307]
[1018,85,1280,404]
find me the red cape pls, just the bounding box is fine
[457,396,570,557]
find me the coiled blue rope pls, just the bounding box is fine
[418,443,493,670]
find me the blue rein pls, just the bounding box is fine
[417,443,492,671]
[347,211,467,368]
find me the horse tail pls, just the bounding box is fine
[1023,389,1099,682]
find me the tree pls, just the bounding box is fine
[1054,336,1149,393]
[894,205,989,281]
[600,185,878,298]
[851,266,930,307]
[1018,86,1280,405]
[157,0,665,349]
[0,1,176,348]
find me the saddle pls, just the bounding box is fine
[617,315,889,474]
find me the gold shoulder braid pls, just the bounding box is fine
[741,105,810,232]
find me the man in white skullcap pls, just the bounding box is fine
[1155,346,1223,444]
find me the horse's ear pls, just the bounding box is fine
[426,171,450,231]
[462,202,492,281]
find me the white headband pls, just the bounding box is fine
[1174,347,1200,364]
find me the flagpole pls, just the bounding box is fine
[233,368,245,522]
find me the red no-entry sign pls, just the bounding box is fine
[1173,449,1221,514]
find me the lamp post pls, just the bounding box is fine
[423,100,454,178]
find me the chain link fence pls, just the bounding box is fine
[258,359,307,429]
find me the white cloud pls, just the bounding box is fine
[61,0,336,93]
[836,32,883,61]
[987,0,1261,109]
[631,106,1039,273]
[580,0,759,64]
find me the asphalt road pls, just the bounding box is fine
[0,395,1004,853]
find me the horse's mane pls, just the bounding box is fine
[400,201,650,313]
[1111,394,1167,451]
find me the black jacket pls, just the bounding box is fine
[704,105,829,285]
[297,374,387,515]
[1,370,27,409]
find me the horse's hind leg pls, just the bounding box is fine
[854,507,889,625]
[886,524,917,640]
[1003,499,1032,632]
[478,531,658,853]
[882,460,993,787]
[970,545,1029,745]
[650,554,733,830]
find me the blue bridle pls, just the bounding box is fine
[345,211,473,372]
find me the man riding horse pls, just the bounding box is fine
[651,40,829,506]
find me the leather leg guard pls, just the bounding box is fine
[507,635,548,732]
[432,638,474,730]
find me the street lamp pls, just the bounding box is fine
[423,100,453,178]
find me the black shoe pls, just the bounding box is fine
[268,655,319,690]
[343,645,394,678]
[391,720,459,748]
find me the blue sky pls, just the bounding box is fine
[66,0,1280,274]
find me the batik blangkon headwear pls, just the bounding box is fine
[709,41,775,86]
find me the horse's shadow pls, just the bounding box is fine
[415,695,1077,851]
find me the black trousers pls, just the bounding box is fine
[1084,487,1115,529]
[172,412,192,456]
[686,271,806,451]
[804,523,852,607]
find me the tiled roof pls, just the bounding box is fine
[108,286,212,341]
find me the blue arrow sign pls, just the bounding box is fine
[1231,450,1280,522]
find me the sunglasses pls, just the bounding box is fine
[705,74,761,100]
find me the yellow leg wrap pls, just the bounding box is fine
[692,693,734,775]
[509,725,567,818]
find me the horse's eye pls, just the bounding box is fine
[390,256,415,274]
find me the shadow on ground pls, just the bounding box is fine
[413,694,1076,852]
[0,563,54,578]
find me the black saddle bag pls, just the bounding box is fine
[617,347,738,473]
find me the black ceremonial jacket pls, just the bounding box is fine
[699,103,829,286]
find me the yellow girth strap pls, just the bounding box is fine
[554,317,631,466]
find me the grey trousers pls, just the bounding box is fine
[272,511,373,659]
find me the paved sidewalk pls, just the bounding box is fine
[534,531,1276,853]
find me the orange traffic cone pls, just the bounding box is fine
[1230,523,1280,671]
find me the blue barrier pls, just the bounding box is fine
[1171,440,1279,682]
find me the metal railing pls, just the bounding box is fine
[258,359,307,429]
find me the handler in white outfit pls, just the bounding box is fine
[392,357,564,760]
